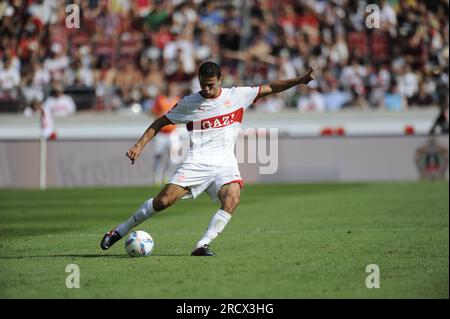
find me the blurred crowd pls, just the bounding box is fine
[0,0,449,115]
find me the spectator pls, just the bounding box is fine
[31,60,51,89]
[145,0,171,31]
[42,82,76,116]
[396,64,418,99]
[297,85,325,112]
[323,81,351,112]
[0,0,445,113]
[409,82,434,107]
[27,0,59,25]
[339,58,366,94]
[379,0,398,36]
[115,58,143,107]
[20,69,44,106]
[142,61,164,98]
[383,81,408,111]
[0,55,20,100]
[344,85,369,110]
[329,32,349,66]
[257,95,285,113]
[43,43,70,82]
[65,57,94,88]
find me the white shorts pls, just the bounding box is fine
[168,162,244,201]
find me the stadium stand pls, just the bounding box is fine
[0,0,448,117]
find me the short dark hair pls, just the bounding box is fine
[198,61,221,79]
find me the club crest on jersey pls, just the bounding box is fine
[176,172,186,182]
[224,100,232,108]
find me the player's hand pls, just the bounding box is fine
[126,145,141,165]
[300,67,314,85]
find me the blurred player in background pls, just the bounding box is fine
[24,98,57,140]
[23,82,75,140]
[101,61,314,256]
[150,82,181,185]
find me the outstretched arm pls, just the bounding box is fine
[256,67,314,100]
[126,115,173,164]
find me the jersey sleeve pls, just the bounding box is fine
[164,98,188,124]
[235,86,261,110]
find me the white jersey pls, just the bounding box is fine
[165,86,260,166]
[43,95,76,116]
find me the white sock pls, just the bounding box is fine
[116,198,156,237]
[195,209,232,249]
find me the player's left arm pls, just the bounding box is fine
[256,67,314,100]
[126,115,173,164]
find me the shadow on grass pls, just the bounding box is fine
[151,253,190,257]
[0,253,128,259]
[0,252,189,259]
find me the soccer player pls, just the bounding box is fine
[100,61,314,256]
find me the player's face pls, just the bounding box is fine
[199,75,222,98]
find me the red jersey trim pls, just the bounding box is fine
[186,107,243,131]
[222,179,244,189]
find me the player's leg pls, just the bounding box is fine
[217,182,241,213]
[100,183,189,250]
[191,182,241,256]
[117,183,189,235]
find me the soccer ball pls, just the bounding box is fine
[125,230,154,257]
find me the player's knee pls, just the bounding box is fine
[222,193,240,213]
[153,195,174,211]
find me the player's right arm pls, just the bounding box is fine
[126,115,173,164]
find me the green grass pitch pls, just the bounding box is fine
[0,182,448,298]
